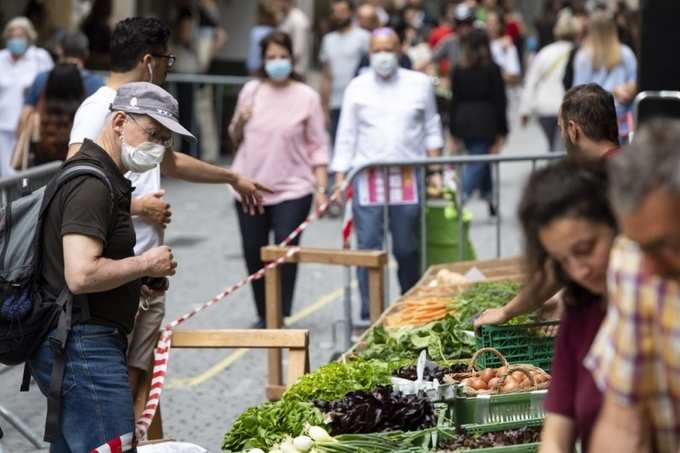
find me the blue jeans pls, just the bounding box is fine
[352,179,421,319]
[30,324,136,453]
[462,139,493,202]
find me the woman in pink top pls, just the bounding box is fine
[229,31,329,328]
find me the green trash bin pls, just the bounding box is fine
[426,198,476,267]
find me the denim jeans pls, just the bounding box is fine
[462,139,493,202]
[352,178,421,319]
[30,324,136,453]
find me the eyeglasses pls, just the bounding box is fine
[127,114,173,148]
[152,53,176,68]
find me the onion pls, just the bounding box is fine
[497,366,508,375]
[307,426,332,442]
[511,371,525,382]
[293,435,313,452]
[502,379,519,393]
[480,368,496,383]
[487,377,501,390]
[470,378,488,390]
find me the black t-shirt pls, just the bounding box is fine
[39,139,141,333]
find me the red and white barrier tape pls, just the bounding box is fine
[89,190,344,452]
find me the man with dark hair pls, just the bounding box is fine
[558,83,620,158]
[67,17,270,419]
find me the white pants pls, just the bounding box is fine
[0,130,17,177]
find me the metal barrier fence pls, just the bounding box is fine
[0,161,62,205]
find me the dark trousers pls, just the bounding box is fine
[538,115,559,151]
[236,194,313,320]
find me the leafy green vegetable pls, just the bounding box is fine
[454,281,524,329]
[284,358,409,403]
[360,318,476,365]
[222,399,323,452]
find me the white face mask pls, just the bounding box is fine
[120,122,166,173]
[370,51,398,78]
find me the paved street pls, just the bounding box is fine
[0,113,553,453]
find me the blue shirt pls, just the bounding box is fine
[247,26,274,73]
[24,68,105,107]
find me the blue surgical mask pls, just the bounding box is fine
[265,58,292,81]
[7,37,28,56]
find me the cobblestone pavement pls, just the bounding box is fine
[0,115,550,453]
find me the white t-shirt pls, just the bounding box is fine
[69,86,163,255]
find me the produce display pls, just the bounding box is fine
[437,426,542,451]
[313,386,436,435]
[224,275,550,453]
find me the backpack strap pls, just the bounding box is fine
[43,287,72,442]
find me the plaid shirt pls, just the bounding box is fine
[585,236,680,452]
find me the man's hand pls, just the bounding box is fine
[232,175,273,215]
[141,246,177,277]
[137,191,171,227]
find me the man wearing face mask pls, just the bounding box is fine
[66,17,271,417]
[332,28,443,322]
[0,16,53,176]
[30,82,190,452]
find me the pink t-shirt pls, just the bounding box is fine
[230,80,329,205]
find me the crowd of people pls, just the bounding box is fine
[1,1,671,452]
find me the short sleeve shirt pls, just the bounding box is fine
[585,236,680,452]
[40,139,140,334]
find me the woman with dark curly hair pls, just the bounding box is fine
[517,158,616,453]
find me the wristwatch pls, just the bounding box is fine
[316,186,327,194]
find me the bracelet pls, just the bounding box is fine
[316,186,327,194]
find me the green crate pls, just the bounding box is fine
[475,322,559,372]
[445,420,543,453]
[452,390,547,426]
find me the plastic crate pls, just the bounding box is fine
[475,322,559,372]
[446,419,543,452]
[452,390,547,426]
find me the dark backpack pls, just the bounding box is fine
[0,162,112,442]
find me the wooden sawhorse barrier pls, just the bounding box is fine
[143,328,310,440]
[261,246,388,401]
